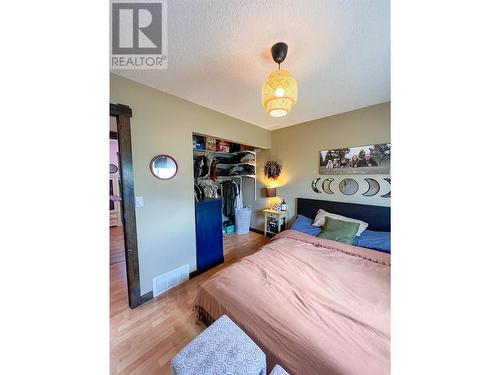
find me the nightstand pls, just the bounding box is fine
[262,209,288,237]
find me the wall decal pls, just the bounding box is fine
[311,178,322,193]
[339,178,359,195]
[362,178,380,197]
[320,143,391,175]
[322,178,334,194]
[381,178,391,198]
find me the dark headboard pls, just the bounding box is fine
[296,198,391,232]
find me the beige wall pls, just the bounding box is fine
[110,74,271,295]
[250,102,391,230]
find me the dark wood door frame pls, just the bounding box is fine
[110,103,142,308]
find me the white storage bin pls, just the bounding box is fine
[236,207,252,234]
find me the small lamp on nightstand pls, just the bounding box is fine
[266,187,277,209]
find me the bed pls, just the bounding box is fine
[194,198,390,375]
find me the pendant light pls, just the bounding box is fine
[262,42,297,117]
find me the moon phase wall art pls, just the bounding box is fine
[339,178,359,195]
[362,178,380,197]
[322,178,334,194]
[311,178,322,193]
[380,178,391,198]
[311,177,390,198]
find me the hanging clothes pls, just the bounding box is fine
[193,155,207,177]
[193,154,214,178]
[209,159,217,181]
[221,180,240,218]
[235,184,243,210]
[196,179,219,199]
[194,184,204,202]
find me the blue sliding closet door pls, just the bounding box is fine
[195,198,224,272]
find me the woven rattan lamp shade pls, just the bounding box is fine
[262,69,297,117]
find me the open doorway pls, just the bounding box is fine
[109,119,123,258]
[109,117,127,312]
[109,104,142,310]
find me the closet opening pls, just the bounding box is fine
[192,133,260,275]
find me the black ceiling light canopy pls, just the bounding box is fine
[271,42,288,68]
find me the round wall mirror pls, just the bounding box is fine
[339,178,359,195]
[150,155,178,180]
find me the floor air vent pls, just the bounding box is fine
[153,264,189,297]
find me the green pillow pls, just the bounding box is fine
[318,217,360,244]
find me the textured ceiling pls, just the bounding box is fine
[112,0,390,130]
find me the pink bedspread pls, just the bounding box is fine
[194,230,390,375]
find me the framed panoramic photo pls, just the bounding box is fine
[319,143,391,175]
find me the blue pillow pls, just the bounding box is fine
[289,215,321,236]
[352,230,391,253]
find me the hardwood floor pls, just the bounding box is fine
[110,231,269,374]
[110,226,126,265]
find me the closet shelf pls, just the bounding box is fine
[193,149,256,157]
[217,162,256,167]
[195,175,256,180]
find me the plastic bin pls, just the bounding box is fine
[235,207,252,234]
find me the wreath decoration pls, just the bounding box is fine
[264,161,282,180]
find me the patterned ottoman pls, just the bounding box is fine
[270,364,290,375]
[172,315,266,375]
